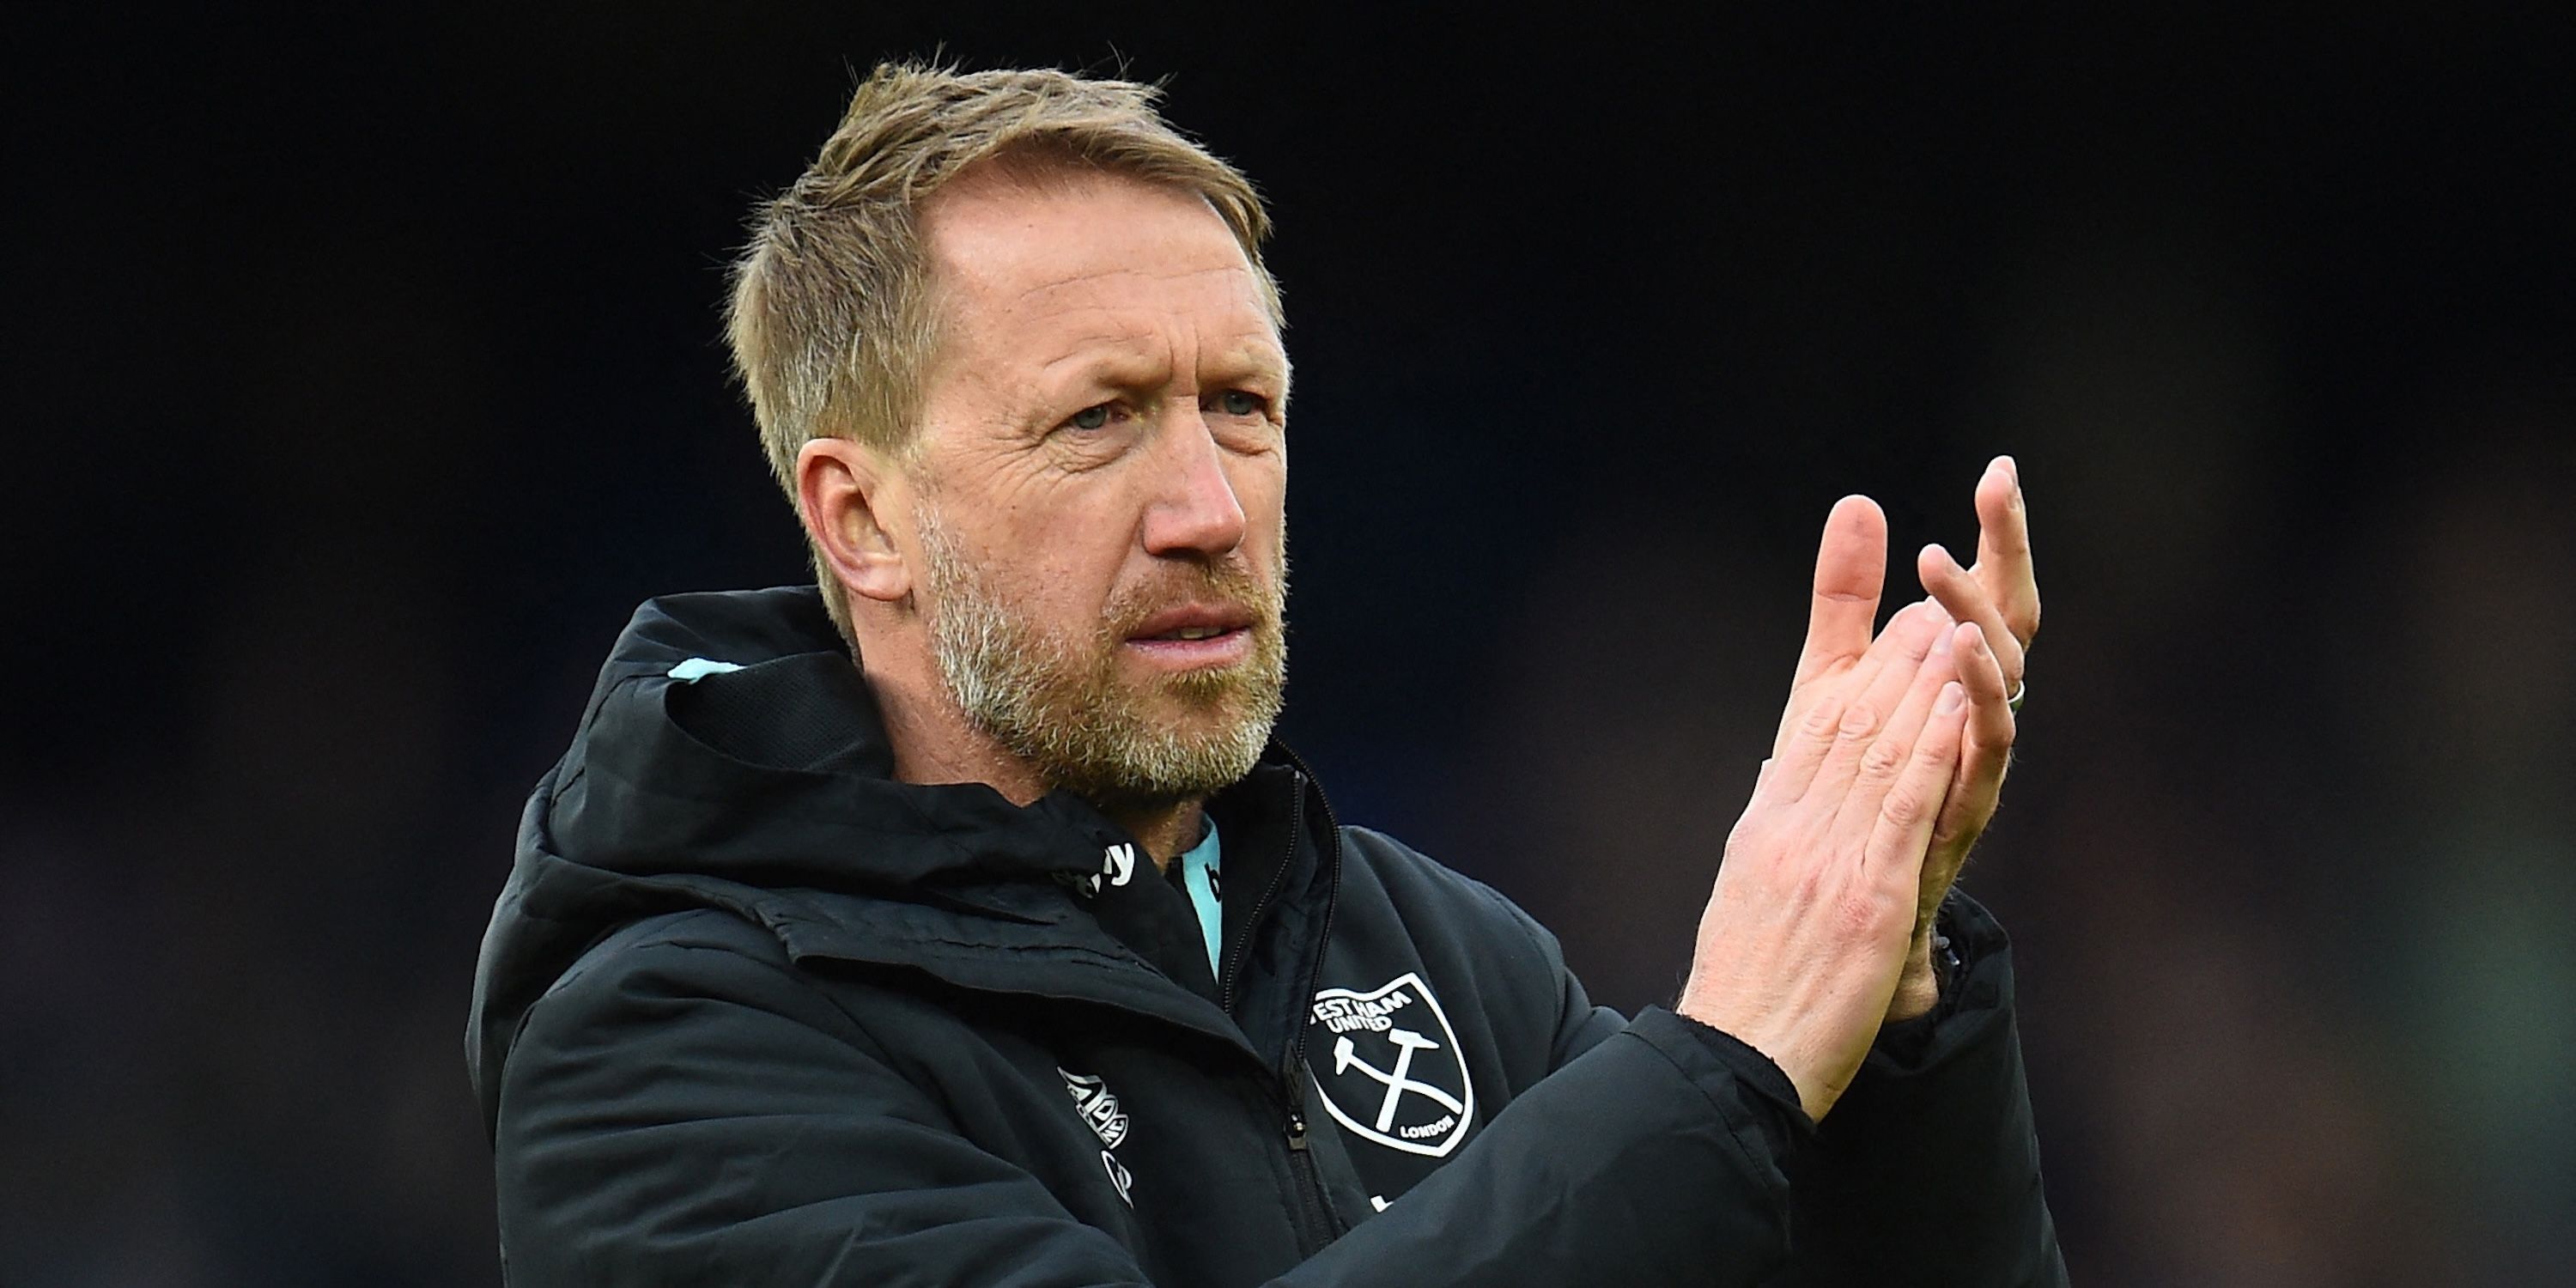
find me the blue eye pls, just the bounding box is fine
[1218,390,1264,416]
[1068,404,1111,431]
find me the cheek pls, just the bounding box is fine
[990,511,1133,614]
[1230,458,1289,547]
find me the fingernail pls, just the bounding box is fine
[1937,682,1965,714]
[1999,454,2019,484]
[1932,624,1956,655]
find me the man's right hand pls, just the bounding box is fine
[1676,496,1970,1122]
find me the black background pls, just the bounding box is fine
[6,6,2572,1284]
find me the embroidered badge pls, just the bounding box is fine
[1307,972,1476,1157]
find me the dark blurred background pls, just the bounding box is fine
[6,5,2572,1285]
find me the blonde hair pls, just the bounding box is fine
[725,62,1282,643]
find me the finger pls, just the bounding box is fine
[1919,542,2025,688]
[1928,623,2017,858]
[1853,603,1951,744]
[1953,620,2013,712]
[1761,691,1849,804]
[1781,599,1943,776]
[1827,629,1962,853]
[1791,495,1889,690]
[1774,597,1936,759]
[1866,682,1970,886]
[1970,456,2040,649]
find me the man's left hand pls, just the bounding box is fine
[1779,457,2038,1023]
[1890,455,2038,1018]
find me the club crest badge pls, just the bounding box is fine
[1308,972,1475,1157]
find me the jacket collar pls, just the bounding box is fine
[472,586,1340,1101]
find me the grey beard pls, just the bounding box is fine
[914,502,1286,808]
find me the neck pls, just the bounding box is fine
[1108,799,1207,873]
[864,651,1048,803]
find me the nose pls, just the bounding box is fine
[1139,408,1249,559]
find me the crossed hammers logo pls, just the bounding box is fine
[1333,1027,1469,1133]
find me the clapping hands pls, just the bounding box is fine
[1680,459,2039,1120]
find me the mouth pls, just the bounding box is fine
[1123,604,1259,669]
[1139,623,1244,642]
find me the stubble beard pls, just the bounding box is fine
[914,501,1288,809]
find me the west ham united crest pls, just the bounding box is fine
[1308,972,1475,1157]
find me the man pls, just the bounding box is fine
[469,63,2063,1285]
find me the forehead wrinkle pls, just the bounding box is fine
[1021,301,1277,384]
[1029,325,1286,398]
[1000,265,1261,329]
[1015,296,1170,360]
[953,256,1281,402]
[1205,322,1287,368]
[1034,330,1169,386]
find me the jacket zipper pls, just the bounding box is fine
[1218,775,1305,1016]
[1218,758,1352,1250]
[1271,749,1345,1097]
[1282,753,1346,1240]
[1279,1071,1336,1253]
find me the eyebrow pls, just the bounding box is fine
[1203,337,1291,390]
[1030,327,1289,399]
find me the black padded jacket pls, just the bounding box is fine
[466,586,2065,1286]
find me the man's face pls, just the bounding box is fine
[902,167,1290,806]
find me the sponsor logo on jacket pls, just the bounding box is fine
[1060,1066,1137,1207]
[1058,1067,1130,1149]
[1079,842,1139,896]
[1308,972,1475,1157]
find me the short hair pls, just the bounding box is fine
[726,62,1283,643]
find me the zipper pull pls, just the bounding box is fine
[1281,1060,1312,1150]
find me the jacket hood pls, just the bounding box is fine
[466,586,1150,1127]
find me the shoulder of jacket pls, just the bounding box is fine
[1337,824,1561,957]
[537,906,797,1009]
[511,905,908,1070]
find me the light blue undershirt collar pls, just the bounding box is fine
[1176,819,1223,974]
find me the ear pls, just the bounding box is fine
[798,437,914,608]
